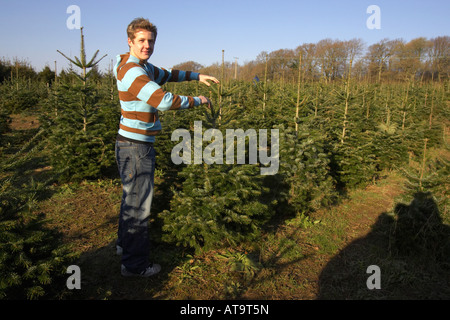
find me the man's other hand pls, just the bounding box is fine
[199,74,219,86]
[198,96,213,109]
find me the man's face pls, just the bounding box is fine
[128,29,156,61]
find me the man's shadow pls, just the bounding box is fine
[318,191,450,299]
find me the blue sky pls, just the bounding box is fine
[0,0,448,74]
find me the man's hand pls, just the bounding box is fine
[199,96,213,109]
[199,74,219,86]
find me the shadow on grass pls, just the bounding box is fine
[318,191,450,299]
[58,169,191,300]
[62,238,188,300]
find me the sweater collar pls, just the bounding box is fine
[126,52,147,66]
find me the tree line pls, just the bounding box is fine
[177,36,449,84]
[0,58,104,87]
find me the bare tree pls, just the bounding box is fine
[172,61,204,72]
[365,38,401,82]
[343,38,365,78]
[296,43,319,81]
[429,36,449,82]
[316,39,349,82]
[396,37,430,81]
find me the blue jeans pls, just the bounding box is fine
[115,140,156,273]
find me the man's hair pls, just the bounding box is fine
[127,17,157,41]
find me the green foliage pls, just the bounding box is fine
[56,27,107,84]
[216,250,262,278]
[332,132,378,189]
[37,66,56,86]
[157,77,448,254]
[278,122,337,213]
[40,27,117,182]
[41,80,119,181]
[0,179,77,299]
[161,163,272,253]
[391,191,449,259]
[400,142,449,216]
[152,109,193,175]
[374,120,409,171]
[0,111,11,134]
[0,79,43,114]
[389,135,449,262]
[159,84,282,253]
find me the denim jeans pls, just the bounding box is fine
[115,140,156,273]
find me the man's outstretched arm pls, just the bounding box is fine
[151,65,219,87]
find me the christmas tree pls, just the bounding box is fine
[278,120,337,214]
[41,27,117,181]
[160,91,275,253]
[0,178,77,299]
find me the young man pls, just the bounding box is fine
[114,17,219,277]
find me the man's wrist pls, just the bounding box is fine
[194,96,202,106]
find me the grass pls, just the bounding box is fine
[2,113,449,300]
[35,170,431,300]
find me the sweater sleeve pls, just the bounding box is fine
[119,63,201,111]
[151,64,199,85]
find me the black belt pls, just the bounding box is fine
[117,134,154,145]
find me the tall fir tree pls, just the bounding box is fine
[41,27,118,181]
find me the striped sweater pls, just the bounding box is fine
[114,53,201,142]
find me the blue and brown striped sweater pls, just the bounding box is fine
[114,53,201,142]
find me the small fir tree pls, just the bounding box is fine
[0,179,77,299]
[278,121,337,214]
[160,98,274,253]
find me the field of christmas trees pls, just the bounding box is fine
[0,31,449,300]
